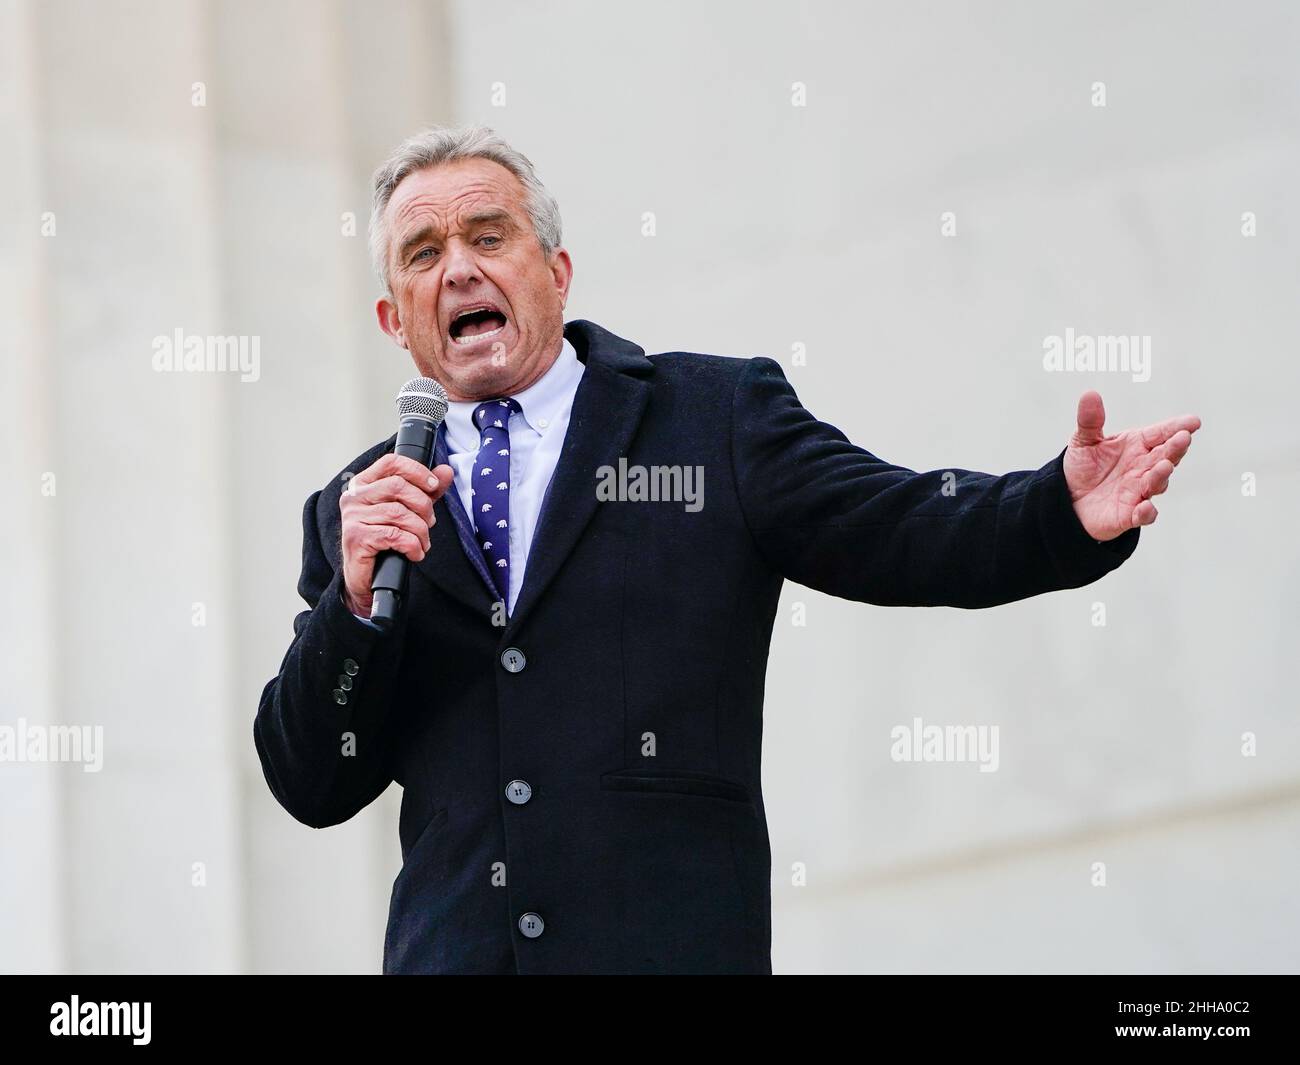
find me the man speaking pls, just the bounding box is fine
[253,125,1201,975]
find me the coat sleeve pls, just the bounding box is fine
[729,356,1140,608]
[253,488,413,828]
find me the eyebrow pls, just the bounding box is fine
[396,209,518,262]
[466,208,514,227]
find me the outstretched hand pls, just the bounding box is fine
[1064,391,1201,542]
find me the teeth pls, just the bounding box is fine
[449,305,506,344]
[452,305,499,322]
[451,322,506,345]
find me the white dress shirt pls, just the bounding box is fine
[443,335,584,613]
[352,335,585,622]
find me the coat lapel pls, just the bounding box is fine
[402,319,655,628]
[503,319,654,636]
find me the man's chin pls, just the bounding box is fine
[435,351,519,403]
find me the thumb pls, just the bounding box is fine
[1072,390,1106,446]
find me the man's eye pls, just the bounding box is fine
[414,248,437,261]
[479,235,502,247]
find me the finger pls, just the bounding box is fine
[1139,414,1202,449]
[1152,429,1193,468]
[428,464,455,502]
[1135,429,1193,476]
[1142,459,1175,498]
[362,523,426,563]
[356,501,433,550]
[1133,499,1158,526]
[1072,391,1107,446]
[348,451,405,490]
[348,474,436,524]
[354,452,441,493]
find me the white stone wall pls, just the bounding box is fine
[446,0,1300,974]
[1,0,454,974]
[2,0,1295,973]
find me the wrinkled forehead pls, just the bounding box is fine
[387,159,529,237]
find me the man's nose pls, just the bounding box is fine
[441,242,481,288]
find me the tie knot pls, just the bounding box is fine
[473,397,521,433]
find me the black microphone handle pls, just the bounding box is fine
[368,417,440,630]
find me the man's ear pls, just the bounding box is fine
[549,247,574,308]
[376,296,408,349]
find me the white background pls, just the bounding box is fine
[2,0,1296,973]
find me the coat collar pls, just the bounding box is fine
[409,319,654,630]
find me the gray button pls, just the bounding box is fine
[337,674,353,691]
[500,647,526,673]
[505,780,532,804]
[343,658,360,676]
[332,689,348,706]
[518,912,544,938]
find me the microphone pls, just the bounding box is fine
[368,377,450,629]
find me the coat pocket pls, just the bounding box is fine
[600,767,753,808]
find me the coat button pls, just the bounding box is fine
[332,689,348,706]
[500,647,526,673]
[337,674,353,691]
[343,658,360,676]
[505,780,532,804]
[518,912,544,938]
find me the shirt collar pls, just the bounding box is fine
[443,335,584,455]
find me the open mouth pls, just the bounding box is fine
[448,304,509,345]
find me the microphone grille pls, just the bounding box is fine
[396,377,450,425]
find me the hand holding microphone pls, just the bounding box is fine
[339,378,452,626]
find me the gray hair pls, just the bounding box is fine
[367,124,563,294]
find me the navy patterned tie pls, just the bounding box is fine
[471,397,521,604]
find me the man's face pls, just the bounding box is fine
[376,157,573,402]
